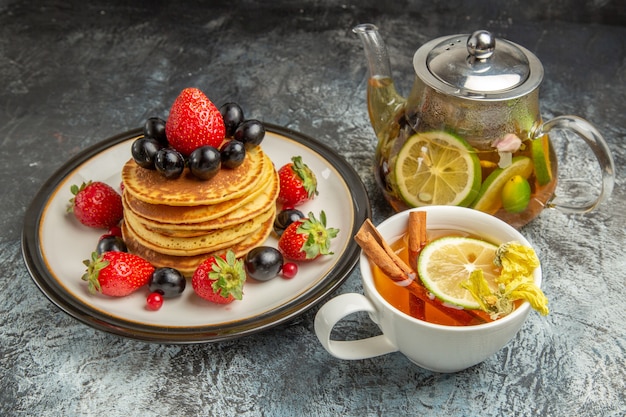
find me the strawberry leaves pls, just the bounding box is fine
[82,251,109,294]
[278,211,339,261]
[208,251,245,301]
[192,250,246,304]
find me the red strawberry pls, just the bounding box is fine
[82,251,154,297]
[277,156,318,207]
[191,250,245,304]
[68,181,123,229]
[277,211,339,261]
[165,87,226,156]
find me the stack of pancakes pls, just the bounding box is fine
[120,146,279,277]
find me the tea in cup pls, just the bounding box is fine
[314,206,544,373]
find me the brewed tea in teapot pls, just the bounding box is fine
[355,24,614,228]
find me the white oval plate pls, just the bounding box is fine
[22,125,370,343]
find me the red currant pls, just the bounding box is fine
[108,225,122,237]
[281,262,298,279]
[146,291,164,311]
[98,225,123,244]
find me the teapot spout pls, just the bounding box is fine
[353,24,406,139]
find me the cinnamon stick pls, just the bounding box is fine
[408,210,427,270]
[408,292,425,320]
[354,229,406,281]
[354,218,413,281]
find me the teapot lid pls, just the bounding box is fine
[413,30,544,100]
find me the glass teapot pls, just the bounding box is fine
[354,24,615,228]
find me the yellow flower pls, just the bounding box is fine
[461,270,515,319]
[461,269,494,313]
[505,278,549,316]
[494,241,540,284]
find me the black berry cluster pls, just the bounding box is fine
[131,103,265,180]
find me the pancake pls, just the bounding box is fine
[121,215,275,277]
[121,146,267,206]
[123,205,276,256]
[122,155,277,225]
[123,213,249,257]
[125,169,279,235]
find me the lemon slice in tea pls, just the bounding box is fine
[417,236,500,310]
[394,131,481,207]
[472,156,533,214]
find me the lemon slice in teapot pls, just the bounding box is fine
[472,156,533,214]
[394,131,481,207]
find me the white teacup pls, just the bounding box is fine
[314,206,542,373]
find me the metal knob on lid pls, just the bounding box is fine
[413,29,544,100]
[467,30,495,60]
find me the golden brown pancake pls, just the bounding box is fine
[123,160,279,230]
[121,146,266,206]
[124,170,279,236]
[123,205,276,256]
[122,160,274,224]
[122,212,249,257]
[121,215,275,277]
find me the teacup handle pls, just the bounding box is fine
[535,115,615,213]
[314,293,398,360]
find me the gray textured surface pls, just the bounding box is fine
[1,0,625,416]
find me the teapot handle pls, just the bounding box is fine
[534,115,615,214]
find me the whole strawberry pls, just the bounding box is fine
[68,181,123,229]
[82,251,154,297]
[165,87,226,156]
[192,250,245,304]
[277,156,318,207]
[277,211,339,261]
